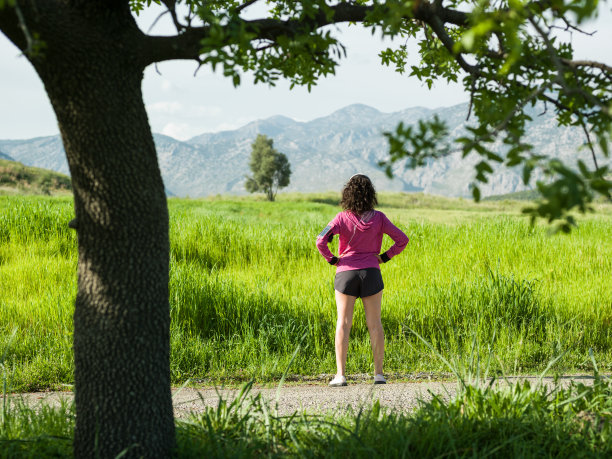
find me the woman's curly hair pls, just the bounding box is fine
[340,174,378,215]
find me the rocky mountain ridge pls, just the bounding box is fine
[0,102,602,198]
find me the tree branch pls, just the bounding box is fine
[236,0,261,14]
[561,59,612,76]
[528,15,610,117]
[424,9,477,74]
[459,83,550,155]
[142,26,211,64]
[140,1,470,65]
[146,9,169,34]
[553,13,596,35]
[578,118,600,171]
[0,2,27,52]
[159,0,184,32]
[13,0,37,56]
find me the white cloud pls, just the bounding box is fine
[147,101,183,114]
[192,105,222,117]
[209,122,241,132]
[146,101,222,118]
[209,117,255,133]
[161,122,199,141]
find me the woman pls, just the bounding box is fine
[316,174,409,386]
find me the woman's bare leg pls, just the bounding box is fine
[362,290,384,375]
[334,290,357,376]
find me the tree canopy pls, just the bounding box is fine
[245,134,291,201]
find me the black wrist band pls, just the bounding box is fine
[328,256,338,265]
[380,253,390,263]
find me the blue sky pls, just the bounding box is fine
[0,3,610,140]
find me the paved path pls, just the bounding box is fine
[8,375,597,418]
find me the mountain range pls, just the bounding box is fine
[0,102,603,198]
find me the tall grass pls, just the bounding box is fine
[174,375,612,458]
[1,194,611,390]
[3,373,612,457]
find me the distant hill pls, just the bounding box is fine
[483,189,541,201]
[0,103,607,198]
[0,159,71,195]
[0,151,14,161]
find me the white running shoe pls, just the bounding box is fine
[329,375,347,387]
[374,374,386,385]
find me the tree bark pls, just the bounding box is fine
[65,63,174,459]
[1,3,175,457]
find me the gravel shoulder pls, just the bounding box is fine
[7,375,598,418]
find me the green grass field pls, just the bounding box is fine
[1,193,611,391]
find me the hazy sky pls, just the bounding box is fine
[0,4,610,141]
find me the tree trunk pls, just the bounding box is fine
[66,66,174,459]
[1,3,175,457]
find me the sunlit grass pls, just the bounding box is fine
[1,194,611,390]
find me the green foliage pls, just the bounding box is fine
[524,159,612,232]
[128,0,160,15]
[379,0,611,229]
[1,195,611,390]
[379,44,407,74]
[245,134,291,201]
[379,115,450,175]
[196,1,345,90]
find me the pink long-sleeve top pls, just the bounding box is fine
[316,210,409,272]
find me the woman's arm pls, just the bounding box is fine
[379,213,409,262]
[316,214,340,264]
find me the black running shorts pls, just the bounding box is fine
[334,268,384,298]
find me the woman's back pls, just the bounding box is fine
[317,210,408,272]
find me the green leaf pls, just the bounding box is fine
[523,163,533,185]
[472,186,481,202]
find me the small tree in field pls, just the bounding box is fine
[246,134,291,201]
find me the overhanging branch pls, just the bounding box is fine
[140,1,470,66]
[141,26,212,64]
